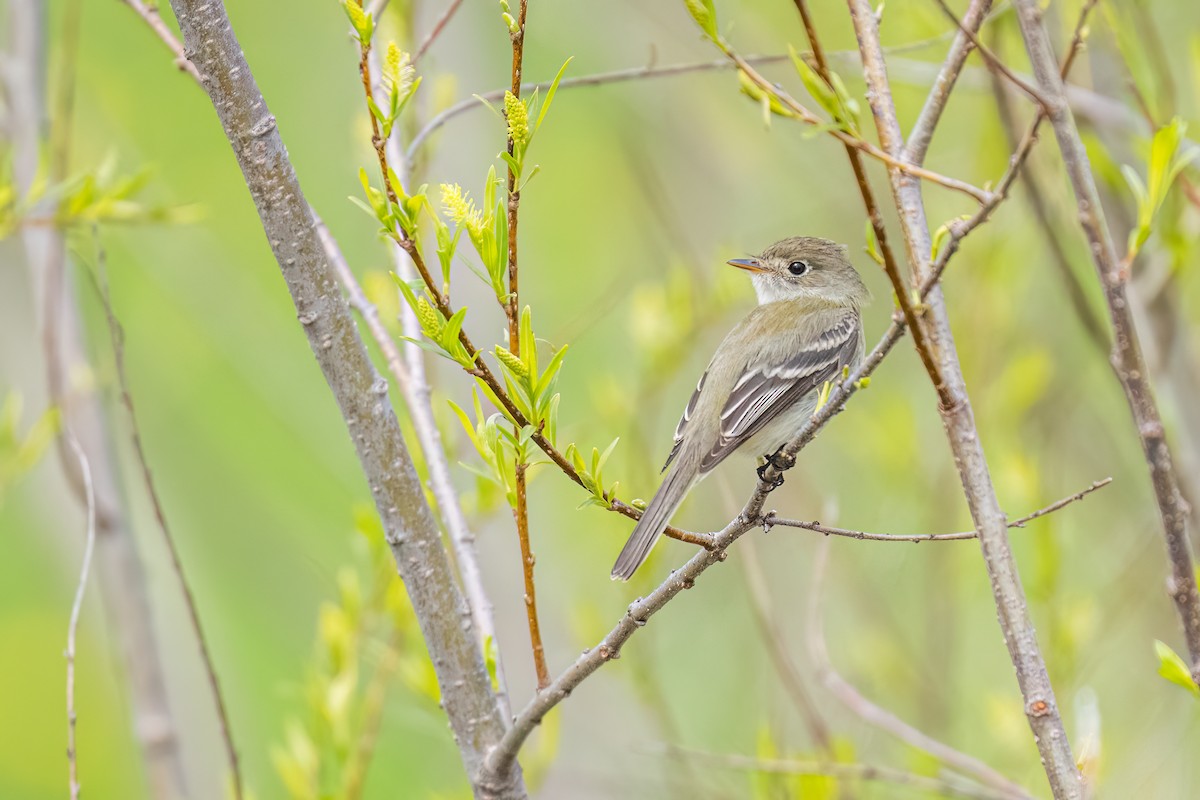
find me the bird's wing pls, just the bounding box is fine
[697,311,860,474]
[661,373,706,473]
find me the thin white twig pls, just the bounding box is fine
[64,432,96,800]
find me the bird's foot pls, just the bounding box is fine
[757,446,793,489]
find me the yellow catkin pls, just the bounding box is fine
[415,296,443,338]
[504,91,529,148]
[439,184,484,240]
[495,346,529,379]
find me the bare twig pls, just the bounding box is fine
[845,0,1083,795]
[929,0,1048,110]
[407,53,789,157]
[805,541,1034,800]
[93,235,243,800]
[767,478,1112,541]
[728,51,994,204]
[413,0,464,62]
[500,0,549,692]
[64,433,95,800]
[904,0,994,165]
[164,2,520,796]
[664,744,1024,800]
[1013,0,1200,685]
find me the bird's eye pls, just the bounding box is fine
[788,260,809,276]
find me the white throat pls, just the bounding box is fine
[751,274,804,305]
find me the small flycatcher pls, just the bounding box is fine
[611,236,869,580]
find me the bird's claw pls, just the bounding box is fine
[757,446,793,489]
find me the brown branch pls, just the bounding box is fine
[844,0,1083,795]
[768,478,1111,541]
[63,433,95,800]
[93,235,244,799]
[1012,0,1200,686]
[501,0,549,691]
[164,2,520,796]
[805,541,1034,800]
[663,744,1024,800]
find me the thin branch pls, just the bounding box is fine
[767,478,1111,541]
[727,51,993,204]
[407,53,789,157]
[414,0,464,63]
[501,0,549,692]
[163,2,520,796]
[805,541,1034,800]
[119,0,203,81]
[904,0,994,165]
[929,0,1049,110]
[663,744,1023,800]
[1013,0,1200,685]
[93,235,243,800]
[64,432,95,800]
[845,0,1083,795]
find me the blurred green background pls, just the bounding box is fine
[2,0,1199,797]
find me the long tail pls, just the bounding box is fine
[611,462,694,580]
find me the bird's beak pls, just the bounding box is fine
[727,257,766,273]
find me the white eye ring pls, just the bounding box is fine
[787,260,809,276]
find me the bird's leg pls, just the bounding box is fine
[757,444,793,489]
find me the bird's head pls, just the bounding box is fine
[728,236,870,307]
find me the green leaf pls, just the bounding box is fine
[341,0,374,42]
[789,45,838,118]
[863,219,884,266]
[534,344,569,401]
[533,58,574,137]
[1154,640,1200,697]
[683,0,719,42]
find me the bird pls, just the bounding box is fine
[611,236,869,580]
